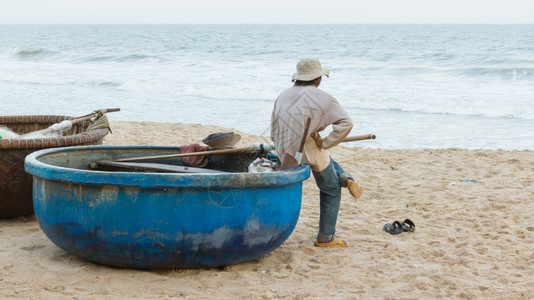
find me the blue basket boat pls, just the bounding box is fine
[24,145,309,269]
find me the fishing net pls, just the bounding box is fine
[0,126,20,139]
[86,113,111,132]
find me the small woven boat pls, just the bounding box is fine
[0,115,110,218]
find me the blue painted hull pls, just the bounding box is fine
[24,145,310,269]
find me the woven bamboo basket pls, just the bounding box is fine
[0,115,110,218]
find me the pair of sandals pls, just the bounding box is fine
[313,219,416,247]
[383,219,415,235]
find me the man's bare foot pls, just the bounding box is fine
[345,179,364,199]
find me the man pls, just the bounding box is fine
[271,58,364,247]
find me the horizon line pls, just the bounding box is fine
[1,22,533,25]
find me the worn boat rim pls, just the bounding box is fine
[24,145,310,189]
[0,115,109,150]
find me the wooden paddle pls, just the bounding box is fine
[295,117,312,165]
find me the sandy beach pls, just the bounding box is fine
[1,120,534,299]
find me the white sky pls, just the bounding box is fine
[1,0,534,24]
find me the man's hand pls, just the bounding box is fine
[310,132,323,149]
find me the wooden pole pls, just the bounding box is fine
[115,146,258,162]
[342,134,376,143]
[115,132,375,163]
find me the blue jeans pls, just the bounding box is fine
[312,158,354,242]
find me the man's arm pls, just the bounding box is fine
[321,94,354,150]
[321,117,353,149]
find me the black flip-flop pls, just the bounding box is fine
[401,219,415,232]
[383,221,404,235]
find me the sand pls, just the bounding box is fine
[1,121,534,299]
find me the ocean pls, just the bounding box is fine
[1,24,533,150]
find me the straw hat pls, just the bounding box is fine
[202,132,241,149]
[292,58,330,82]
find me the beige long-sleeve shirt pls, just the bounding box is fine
[271,85,354,172]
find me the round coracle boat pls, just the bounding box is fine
[0,115,110,218]
[24,145,310,269]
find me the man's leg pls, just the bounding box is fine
[331,158,364,199]
[312,160,342,243]
[331,158,353,187]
